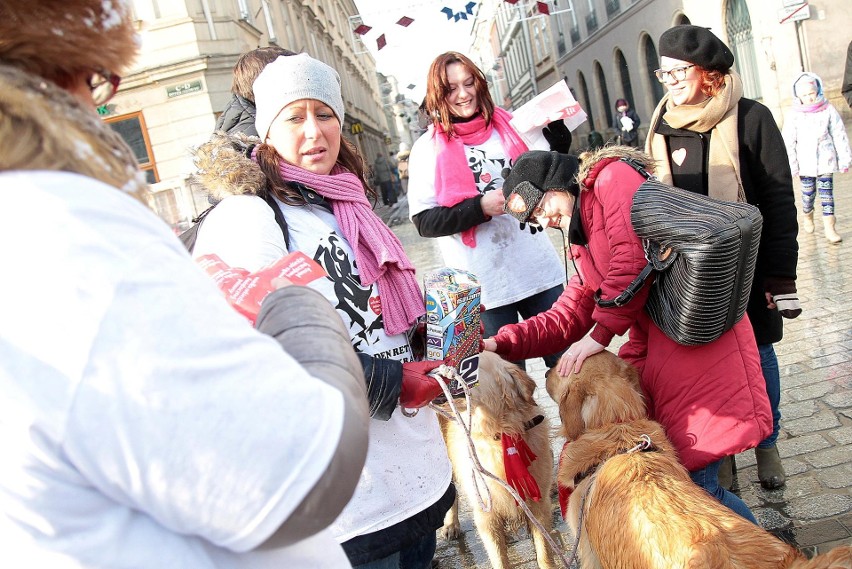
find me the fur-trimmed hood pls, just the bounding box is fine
[0,63,147,200]
[0,0,139,80]
[577,145,656,189]
[190,133,267,202]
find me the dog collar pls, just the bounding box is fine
[493,414,545,441]
[524,414,545,431]
[573,435,659,486]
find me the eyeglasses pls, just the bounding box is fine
[653,64,695,84]
[87,69,122,105]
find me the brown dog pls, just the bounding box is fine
[546,350,852,569]
[440,351,557,569]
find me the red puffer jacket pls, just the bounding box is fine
[492,153,771,471]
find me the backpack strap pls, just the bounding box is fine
[593,157,657,308]
[261,190,290,250]
[594,263,655,308]
[619,156,654,180]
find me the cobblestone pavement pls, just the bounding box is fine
[375,139,852,566]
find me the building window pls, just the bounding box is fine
[585,11,598,35]
[105,112,159,184]
[642,34,665,103]
[605,0,620,18]
[615,49,635,110]
[726,0,762,100]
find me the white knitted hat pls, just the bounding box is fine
[253,53,345,140]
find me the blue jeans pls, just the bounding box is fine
[352,532,437,569]
[690,460,758,524]
[481,284,565,369]
[757,344,781,448]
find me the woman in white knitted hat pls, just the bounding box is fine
[191,53,455,569]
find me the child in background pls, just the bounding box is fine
[783,72,851,243]
[613,98,641,147]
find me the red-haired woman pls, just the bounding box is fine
[407,51,572,370]
[645,25,800,491]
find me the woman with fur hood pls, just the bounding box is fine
[484,147,772,524]
[190,53,454,568]
[0,1,371,567]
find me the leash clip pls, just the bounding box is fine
[626,434,654,453]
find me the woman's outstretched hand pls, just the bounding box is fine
[481,189,506,217]
[556,336,605,376]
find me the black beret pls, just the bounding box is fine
[503,151,579,223]
[659,25,734,72]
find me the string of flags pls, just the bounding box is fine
[441,2,476,22]
[353,1,552,51]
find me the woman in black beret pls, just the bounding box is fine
[646,25,800,493]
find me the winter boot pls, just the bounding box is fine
[718,455,737,492]
[755,445,786,489]
[802,210,814,233]
[823,215,842,243]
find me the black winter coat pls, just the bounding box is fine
[652,98,798,345]
[214,94,259,137]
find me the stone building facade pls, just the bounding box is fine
[471,0,851,149]
[108,0,388,230]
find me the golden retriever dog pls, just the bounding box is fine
[546,350,852,569]
[439,351,557,569]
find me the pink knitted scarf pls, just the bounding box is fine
[793,99,829,114]
[273,160,425,335]
[432,107,528,247]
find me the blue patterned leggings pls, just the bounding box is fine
[800,175,835,215]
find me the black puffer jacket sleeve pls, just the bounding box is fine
[254,286,369,547]
[214,94,259,138]
[357,353,403,420]
[411,194,489,237]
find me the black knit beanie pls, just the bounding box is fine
[659,25,734,72]
[503,151,579,223]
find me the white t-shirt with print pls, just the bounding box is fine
[407,130,565,308]
[0,171,352,568]
[193,195,452,542]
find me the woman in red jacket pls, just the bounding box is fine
[484,148,771,523]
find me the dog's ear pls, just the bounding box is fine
[506,364,537,405]
[560,380,590,440]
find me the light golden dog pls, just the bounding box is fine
[440,351,557,569]
[546,350,852,569]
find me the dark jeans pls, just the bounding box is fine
[689,460,758,524]
[352,532,437,569]
[380,181,397,206]
[757,343,781,447]
[481,284,565,369]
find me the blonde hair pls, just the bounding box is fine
[0,64,146,201]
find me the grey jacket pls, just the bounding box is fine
[255,286,369,547]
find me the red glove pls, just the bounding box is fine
[400,360,447,408]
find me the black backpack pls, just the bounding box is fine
[179,191,290,253]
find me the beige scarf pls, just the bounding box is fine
[646,71,746,203]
